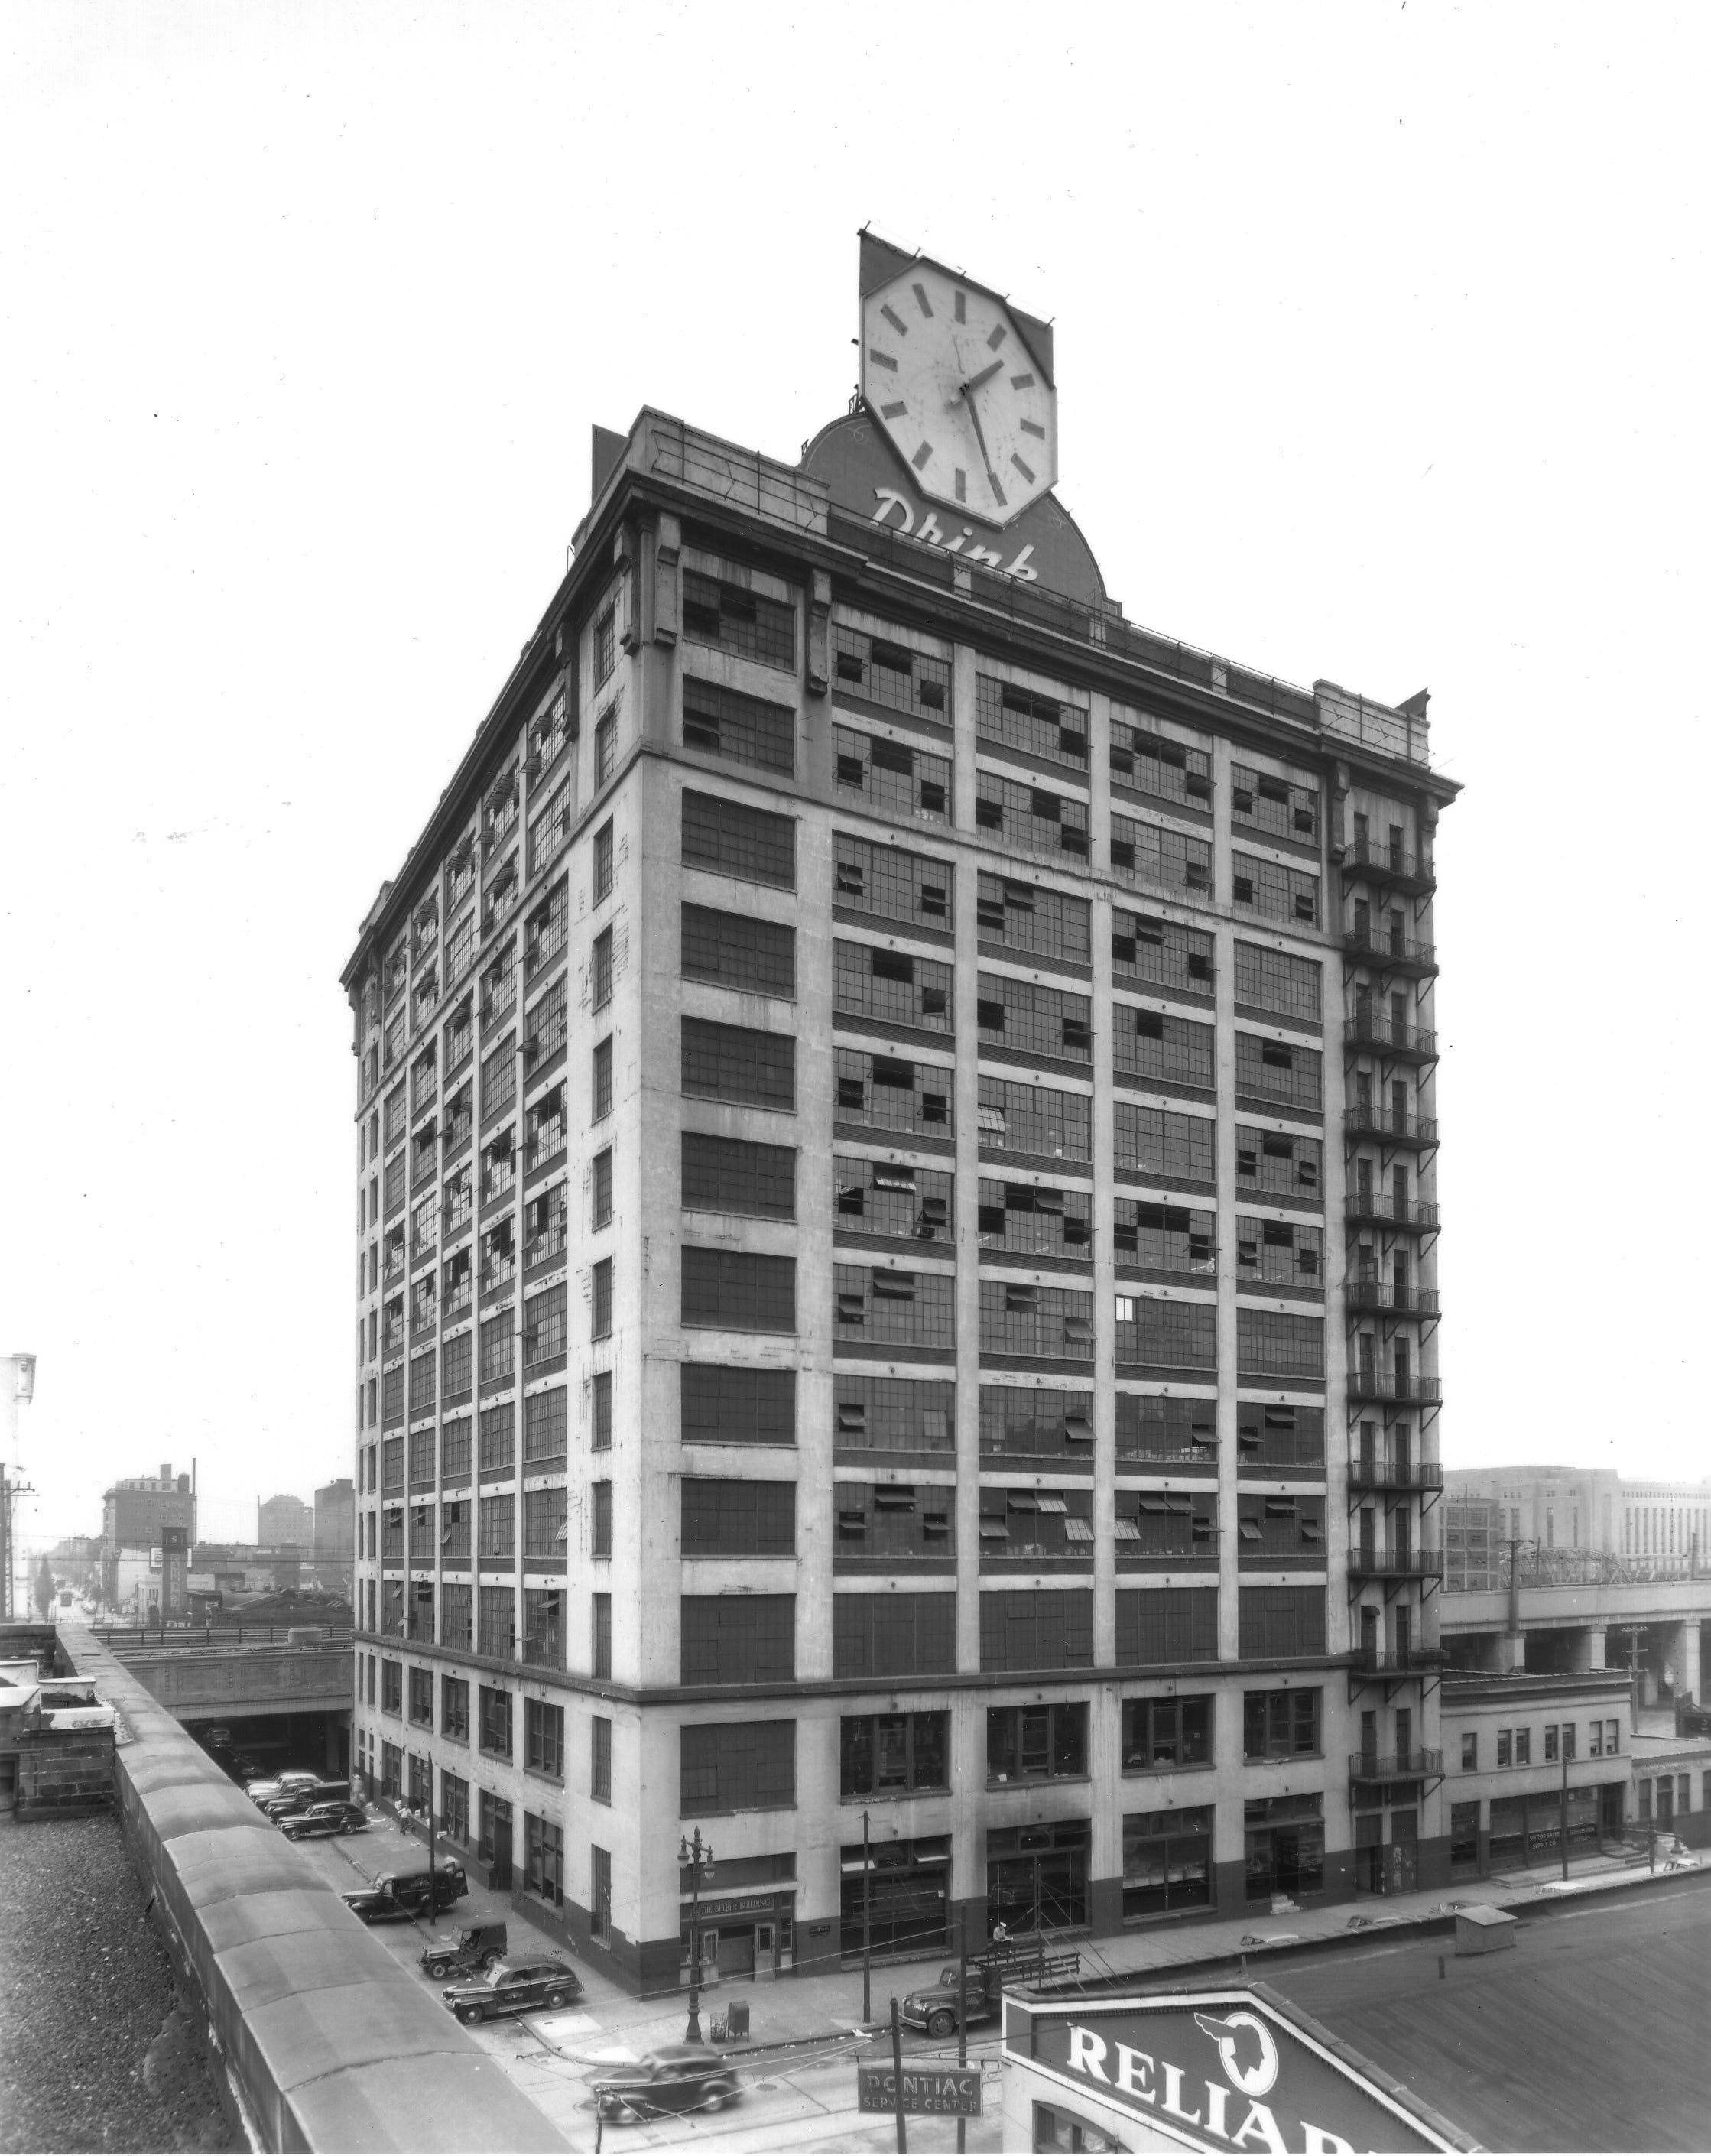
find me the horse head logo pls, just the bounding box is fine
[1193,2010,1279,2097]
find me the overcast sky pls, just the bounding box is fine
[3,4,1706,1547]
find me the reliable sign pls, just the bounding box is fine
[857,2063,982,2117]
[1009,1989,1462,2154]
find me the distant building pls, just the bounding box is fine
[1443,1496,1504,1591]
[257,1493,312,1547]
[100,1463,195,1614]
[313,1480,356,1589]
[1445,1466,1711,1571]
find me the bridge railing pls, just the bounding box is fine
[99,1621,355,1650]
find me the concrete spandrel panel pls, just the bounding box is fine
[198,1886,356,1956]
[219,1928,420,2015]
[287,2054,570,2155]
[245,1980,490,2093]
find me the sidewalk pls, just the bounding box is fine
[368,1802,1706,2061]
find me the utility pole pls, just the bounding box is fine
[862,1807,873,2026]
[956,1906,969,2155]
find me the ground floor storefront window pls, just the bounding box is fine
[840,1835,950,1959]
[1122,1807,1212,1921]
[987,1820,1089,1937]
[1450,1799,1481,1875]
[1489,1786,1599,1869]
[524,1812,563,1906]
[1244,1794,1323,1901]
[1034,2102,1123,2152]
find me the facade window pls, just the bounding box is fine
[591,1715,612,1802]
[1109,715,1212,808]
[1114,1294,1216,1370]
[481,942,517,1026]
[681,1015,794,1109]
[593,1035,612,1121]
[976,875,1090,966]
[1113,1101,1215,1184]
[408,1665,433,1725]
[1462,1732,1478,1771]
[836,1482,954,1562]
[524,1487,568,1565]
[524,1281,567,1364]
[833,833,952,930]
[980,1386,1093,1465]
[978,1180,1092,1260]
[479,1686,512,1757]
[979,1589,1094,1672]
[683,567,796,670]
[381,1659,403,1714]
[479,1495,515,1565]
[836,1264,956,1349]
[1244,1794,1324,1901]
[1114,1004,1215,1091]
[1235,1031,1323,1111]
[1232,762,1319,843]
[590,1481,612,1557]
[831,620,950,717]
[592,1369,612,1450]
[1115,1198,1215,1274]
[1237,1587,1326,1658]
[528,781,573,878]
[834,1156,951,1242]
[525,1698,564,1779]
[975,771,1089,862]
[1123,1807,1213,1920]
[593,1147,613,1228]
[979,974,1090,1063]
[833,1376,953,1456]
[1113,1489,1216,1557]
[1110,813,1211,895]
[978,1075,1089,1161]
[979,1486,1094,1563]
[440,1770,469,1844]
[1496,1729,1511,1768]
[1231,851,1318,926]
[681,1363,796,1446]
[1243,1688,1322,1759]
[683,788,795,889]
[592,927,614,1010]
[1122,1695,1212,1770]
[1235,1402,1323,1469]
[1235,1124,1320,1197]
[683,1248,796,1332]
[680,1594,795,1684]
[592,1258,613,1339]
[528,690,569,778]
[440,1583,472,1650]
[1112,908,1214,995]
[837,1048,953,1138]
[1236,1309,1324,1380]
[839,1712,950,1798]
[979,1279,1094,1360]
[479,1586,515,1661]
[683,677,794,776]
[595,608,615,687]
[683,904,796,997]
[592,1592,611,1679]
[524,975,568,1065]
[596,707,617,787]
[682,1478,795,1557]
[832,1593,956,1677]
[441,1675,469,1741]
[833,722,949,823]
[680,1721,796,1814]
[987,1703,1088,1783]
[975,674,1088,768]
[1234,942,1322,1022]
[833,939,953,1031]
[524,1385,567,1465]
[523,1813,564,1906]
[591,1845,612,1938]
[1235,1214,1322,1285]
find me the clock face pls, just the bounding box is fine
[861,262,1057,528]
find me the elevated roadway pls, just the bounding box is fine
[1441,1575,1711,1696]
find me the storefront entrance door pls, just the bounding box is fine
[716,1925,755,1978]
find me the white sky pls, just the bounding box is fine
[3,3,1706,1547]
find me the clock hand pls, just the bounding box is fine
[959,380,1003,502]
[963,358,1004,393]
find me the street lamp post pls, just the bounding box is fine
[680,1829,713,2044]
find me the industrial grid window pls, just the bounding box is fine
[1232,762,1320,845]
[682,1248,797,1333]
[681,790,796,889]
[680,1364,796,1446]
[682,904,797,998]
[833,722,950,823]
[977,874,1091,965]
[1109,716,1213,808]
[1235,1125,1321,1197]
[524,1387,567,1465]
[680,1721,796,1813]
[479,1398,513,1476]
[835,1264,956,1349]
[833,1593,956,1679]
[683,677,794,776]
[1234,1032,1323,1112]
[1235,1214,1322,1286]
[683,1132,796,1219]
[836,1048,952,1138]
[832,1376,953,1455]
[979,1590,1093,1672]
[833,832,952,930]
[681,1478,796,1557]
[1115,1586,1219,1666]
[1114,1295,1217,1369]
[1235,942,1322,1023]
[681,1016,795,1110]
[834,938,953,1032]
[1112,909,1215,996]
[831,622,950,719]
[683,567,797,671]
[834,1157,951,1242]
[977,1074,1090,1161]
[1114,1004,1215,1090]
[979,1386,1093,1463]
[978,1279,1095,1361]
[1235,1309,1325,1380]
[978,1180,1093,1260]
[977,972,1091,1062]
[975,675,1089,770]
[1231,851,1319,926]
[974,771,1089,862]
[1114,1199,1216,1274]
[680,1594,795,1685]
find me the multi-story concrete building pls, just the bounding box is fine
[257,1492,311,1548]
[100,1464,195,1612]
[1445,1466,1711,1572]
[1443,1495,1503,1591]
[342,238,1460,1995]
[313,1479,356,1593]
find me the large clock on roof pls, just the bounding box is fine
[860,258,1058,528]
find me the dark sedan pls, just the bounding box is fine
[593,2046,742,2122]
[279,1802,368,1841]
[440,1959,583,2024]
[342,1882,456,1924]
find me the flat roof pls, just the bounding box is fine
[1241,1878,1711,2151]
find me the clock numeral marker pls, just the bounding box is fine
[954,291,966,323]
[955,469,967,502]
[881,304,908,337]
[1020,419,1046,438]
[881,400,908,418]
[986,323,1007,351]
[1010,372,1036,390]
[912,282,934,317]
[868,349,898,372]
[911,441,934,471]
[1009,453,1036,483]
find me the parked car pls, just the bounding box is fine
[261,1780,349,1820]
[279,1802,368,1841]
[440,1959,582,2024]
[593,2047,742,2122]
[418,1923,508,1982]
[901,1945,1081,2038]
[378,1860,467,1906]
[342,1884,450,1925]
[247,1770,320,1807]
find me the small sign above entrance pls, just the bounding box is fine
[858,2063,982,2117]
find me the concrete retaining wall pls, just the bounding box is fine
[63,1627,564,2154]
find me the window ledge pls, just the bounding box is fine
[985,1773,1091,1792]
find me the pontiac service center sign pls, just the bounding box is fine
[1005,1989,1464,2154]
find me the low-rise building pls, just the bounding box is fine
[1627,1729,1711,1850]
[1440,1668,1632,1877]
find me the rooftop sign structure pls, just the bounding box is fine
[1004,1986,1471,2154]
